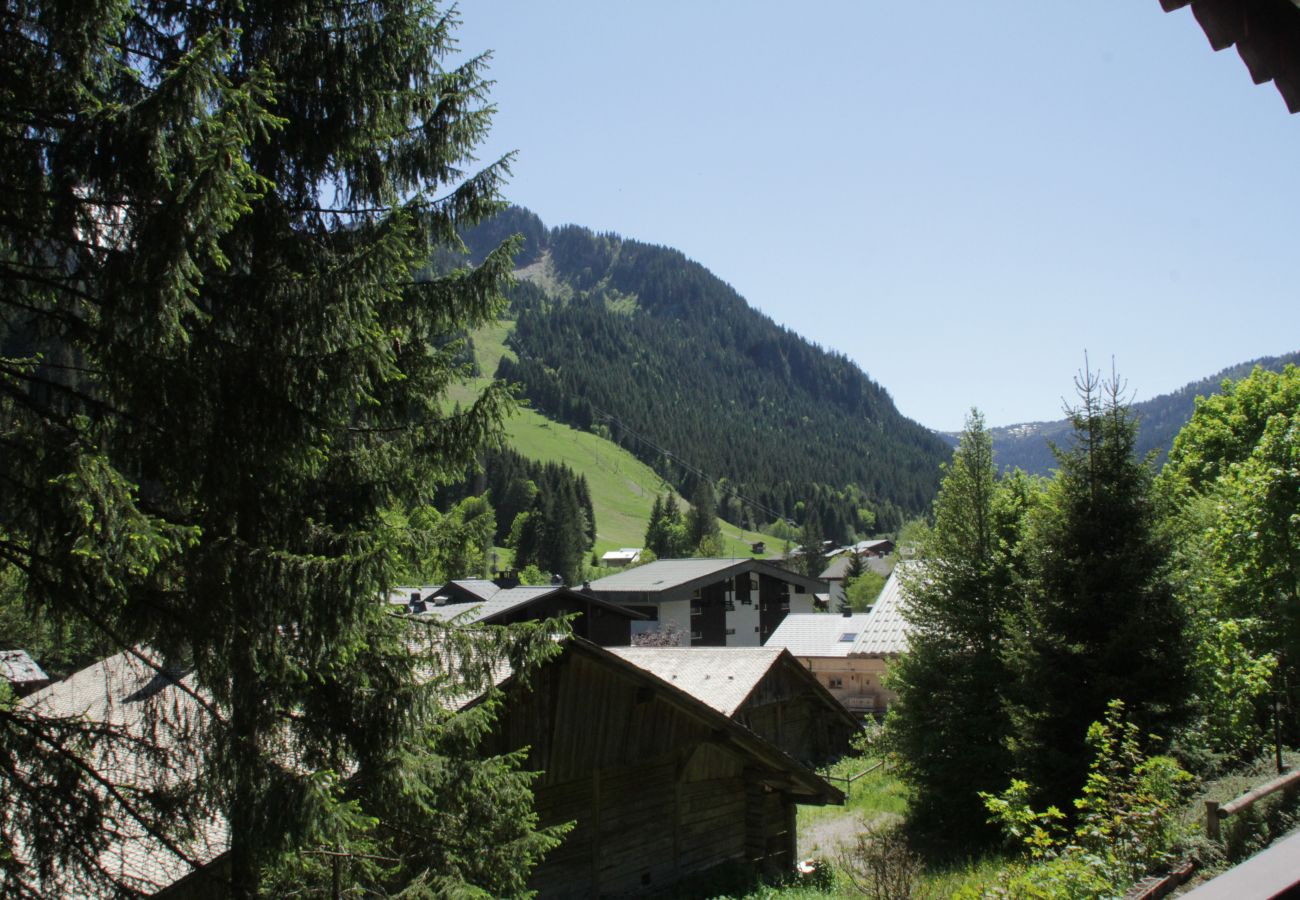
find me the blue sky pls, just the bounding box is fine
[455,2,1300,433]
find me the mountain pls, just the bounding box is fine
[952,353,1300,475]
[460,207,951,539]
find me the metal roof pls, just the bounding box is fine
[586,557,826,604]
[764,563,916,658]
[408,585,644,625]
[765,612,877,658]
[608,646,785,716]
[850,565,911,656]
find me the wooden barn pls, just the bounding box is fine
[608,645,860,766]
[483,638,844,897]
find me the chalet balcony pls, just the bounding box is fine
[840,693,881,713]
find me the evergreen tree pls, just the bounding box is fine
[685,479,722,552]
[0,3,561,896]
[887,411,1035,844]
[798,515,825,579]
[839,552,867,613]
[1005,369,1190,813]
[645,492,689,558]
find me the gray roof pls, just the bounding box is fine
[765,563,915,658]
[608,647,785,716]
[399,585,644,625]
[819,556,853,580]
[586,557,825,604]
[765,612,877,658]
[851,565,911,656]
[16,650,225,896]
[1,649,49,685]
[419,585,563,623]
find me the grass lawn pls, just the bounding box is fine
[448,318,788,556]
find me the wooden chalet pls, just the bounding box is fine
[484,638,844,897]
[766,564,915,718]
[585,558,826,648]
[608,646,860,766]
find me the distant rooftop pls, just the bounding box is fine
[1,649,49,686]
[586,557,825,603]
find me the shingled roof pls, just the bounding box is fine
[14,650,225,897]
[1161,0,1300,112]
[607,646,787,716]
[766,563,916,658]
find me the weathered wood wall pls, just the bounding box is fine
[490,649,802,897]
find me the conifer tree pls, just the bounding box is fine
[685,479,722,552]
[1005,368,1190,812]
[887,411,1035,844]
[0,2,560,896]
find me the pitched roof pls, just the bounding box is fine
[850,564,912,656]
[607,646,785,716]
[764,563,917,658]
[18,633,842,895]
[1,648,49,685]
[586,557,825,603]
[407,585,643,625]
[766,612,877,658]
[16,650,226,896]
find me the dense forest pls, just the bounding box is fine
[957,352,1300,474]
[438,446,595,584]
[461,207,949,539]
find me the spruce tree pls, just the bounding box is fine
[1005,368,1190,812]
[685,479,722,552]
[886,411,1035,844]
[0,2,560,896]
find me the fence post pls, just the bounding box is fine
[1205,800,1220,842]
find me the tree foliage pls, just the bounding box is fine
[1159,364,1300,756]
[886,410,1036,844]
[0,2,561,896]
[1005,368,1190,812]
[477,216,948,537]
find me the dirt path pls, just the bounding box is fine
[799,810,902,859]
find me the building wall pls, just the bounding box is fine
[490,650,804,897]
[733,664,857,766]
[795,656,896,716]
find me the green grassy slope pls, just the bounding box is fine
[451,319,785,558]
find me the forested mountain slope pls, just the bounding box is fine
[954,352,1300,475]
[461,207,949,538]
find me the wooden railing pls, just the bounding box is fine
[1205,768,1300,841]
[823,758,889,799]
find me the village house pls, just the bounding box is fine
[584,558,825,647]
[599,547,642,567]
[765,564,913,717]
[18,636,843,898]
